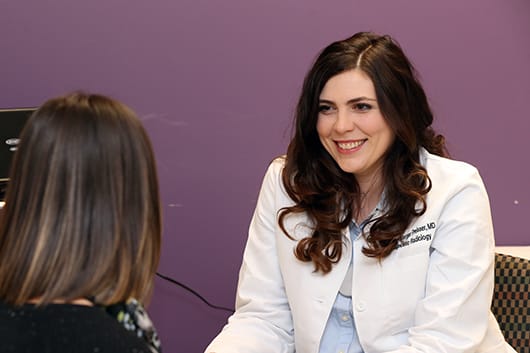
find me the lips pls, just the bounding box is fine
[336,139,366,151]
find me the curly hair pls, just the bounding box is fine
[278,32,447,273]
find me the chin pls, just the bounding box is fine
[337,164,360,174]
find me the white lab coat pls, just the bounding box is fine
[206,149,516,353]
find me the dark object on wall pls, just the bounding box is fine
[0,108,35,201]
[491,252,530,353]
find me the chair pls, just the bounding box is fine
[491,253,530,353]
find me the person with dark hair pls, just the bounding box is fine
[206,32,516,352]
[0,92,162,353]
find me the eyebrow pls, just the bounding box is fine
[319,97,377,104]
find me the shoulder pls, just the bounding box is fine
[418,149,492,217]
[67,305,153,352]
[267,156,286,176]
[260,156,286,191]
[253,156,297,212]
[420,148,479,179]
[0,304,153,353]
[419,148,485,193]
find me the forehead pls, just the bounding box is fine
[319,69,376,100]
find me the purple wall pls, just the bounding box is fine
[2,1,529,352]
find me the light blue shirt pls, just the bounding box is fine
[319,202,383,353]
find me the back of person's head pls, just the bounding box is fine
[292,31,446,164]
[0,92,161,306]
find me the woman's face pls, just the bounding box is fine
[316,69,395,183]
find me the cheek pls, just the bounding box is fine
[369,117,394,148]
[377,131,396,157]
[381,125,396,148]
[316,119,333,154]
[316,117,331,138]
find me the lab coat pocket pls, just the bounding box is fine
[382,252,429,333]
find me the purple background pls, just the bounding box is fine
[1,1,529,352]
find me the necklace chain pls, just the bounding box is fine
[359,174,379,210]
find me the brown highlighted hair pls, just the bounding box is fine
[0,92,161,306]
[279,32,447,273]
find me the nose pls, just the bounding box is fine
[334,109,355,134]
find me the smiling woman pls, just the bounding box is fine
[316,69,394,222]
[205,32,517,353]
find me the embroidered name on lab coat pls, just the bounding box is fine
[396,222,436,249]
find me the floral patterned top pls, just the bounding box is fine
[105,299,162,353]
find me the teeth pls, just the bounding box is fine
[337,140,364,149]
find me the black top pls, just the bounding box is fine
[0,302,152,353]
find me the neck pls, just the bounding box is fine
[27,297,94,306]
[356,169,382,194]
[355,172,383,223]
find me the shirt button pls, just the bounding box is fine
[341,314,349,322]
[355,301,367,312]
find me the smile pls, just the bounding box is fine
[336,140,366,150]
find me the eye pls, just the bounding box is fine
[318,104,334,114]
[353,103,372,111]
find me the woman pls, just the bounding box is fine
[0,92,162,353]
[206,33,515,352]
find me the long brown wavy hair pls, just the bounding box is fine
[278,32,447,273]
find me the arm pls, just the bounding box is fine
[205,160,295,353]
[386,167,497,353]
